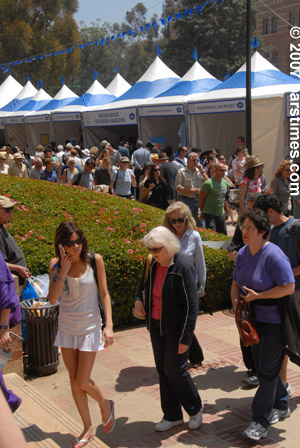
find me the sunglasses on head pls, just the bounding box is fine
[168,217,185,225]
[63,238,82,247]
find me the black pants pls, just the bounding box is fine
[150,318,202,421]
[189,334,204,365]
[240,339,256,371]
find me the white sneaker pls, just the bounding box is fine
[269,407,290,425]
[243,422,267,441]
[154,418,184,432]
[188,405,203,430]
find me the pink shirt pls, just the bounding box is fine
[151,264,168,320]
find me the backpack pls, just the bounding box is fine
[284,219,300,261]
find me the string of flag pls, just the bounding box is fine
[1,0,230,72]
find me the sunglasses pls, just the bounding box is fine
[153,168,160,172]
[63,238,82,247]
[168,217,185,225]
[4,207,14,213]
[147,246,163,254]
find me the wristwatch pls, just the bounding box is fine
[0,324,9,330]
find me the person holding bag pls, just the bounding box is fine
[0,251,22,413]
[231,210,295,441]
[48,222,114,448]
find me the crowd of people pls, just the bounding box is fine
[1,134,300,446]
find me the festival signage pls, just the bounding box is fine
[83,108,137,126]
[138,104,184,117]
[51,112,81,122]
[188,98,246,114]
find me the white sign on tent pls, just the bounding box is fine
[138,104,184,117]
[188,98,246,115]
[83,108,137,126]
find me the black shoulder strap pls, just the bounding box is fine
[89,253,99,289]
[175,158,184,166]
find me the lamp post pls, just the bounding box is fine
[246,0,252,154]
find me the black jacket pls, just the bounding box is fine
[135,252,198,345]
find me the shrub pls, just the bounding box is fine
[0,176,233,326]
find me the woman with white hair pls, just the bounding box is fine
[134,226,203,433]
[62,157,78,184]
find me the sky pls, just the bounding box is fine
[74,0,163,27]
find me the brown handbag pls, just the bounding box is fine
[235,299,260,347]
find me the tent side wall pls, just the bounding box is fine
[187,110,246,158]
[53,120,83,146]
[84,124,138,149]
[5,123,28,151]
[252,96,285,184]
[26,121,54,151]
[139,115,184,149]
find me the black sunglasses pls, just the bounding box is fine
[4,207,14,213]
[63,238,82,247]
[168,217,185,225]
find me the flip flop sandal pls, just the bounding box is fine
[102,400,115,434]
[70,436,94,448]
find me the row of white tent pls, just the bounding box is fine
[1,51,300,182]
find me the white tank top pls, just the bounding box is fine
[58,264,101,335]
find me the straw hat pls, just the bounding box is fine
[245,155,265,170]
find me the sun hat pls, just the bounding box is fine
[82,149,90,156]
[0,195,16,208]
[245,155,265,171]
[14,152,24,159]
[120,156,130,163]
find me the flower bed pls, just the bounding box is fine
[0,176,233,326]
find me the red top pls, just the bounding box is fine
[151,263,168,320]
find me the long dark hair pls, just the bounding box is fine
[54,222,89,263]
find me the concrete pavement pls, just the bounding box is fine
[9,308,299,448]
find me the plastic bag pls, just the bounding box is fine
[30,275,49,298]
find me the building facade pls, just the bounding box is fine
[255,0,300,74]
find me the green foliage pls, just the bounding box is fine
[0,175,233,326]
[0,0,81,95]
[161,0,258,80]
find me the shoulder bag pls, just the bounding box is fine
[235,298,260,347]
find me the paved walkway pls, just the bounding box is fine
[27,309,300,448]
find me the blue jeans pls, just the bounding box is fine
[179,196,205,228]
[251,322,289,428]
[150,319,202,421]
[203,213,227,235]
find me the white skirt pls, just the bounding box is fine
[54,328,104,352]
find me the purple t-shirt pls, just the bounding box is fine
[233,242,294,323]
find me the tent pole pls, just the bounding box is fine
[246,0,252,155]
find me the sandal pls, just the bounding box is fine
[102,400,115,434]
[70,436,94,448]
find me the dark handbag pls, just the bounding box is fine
[235,299,260,347]
[89,253,114,325]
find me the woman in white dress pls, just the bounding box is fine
[62,158,78,184]
[48,222,114,448]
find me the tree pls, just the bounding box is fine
[70,3,160,92]
[160,0,257,80]
[0,0,81,95]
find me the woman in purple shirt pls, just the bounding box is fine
[231,210,295,442]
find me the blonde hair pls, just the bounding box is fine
[274,160,292,178]
[90,146,99,156]
[163,201,195,233]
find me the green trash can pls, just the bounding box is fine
[20,298,59,376]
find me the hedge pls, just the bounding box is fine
[0,175,233,326]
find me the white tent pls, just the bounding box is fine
[0,75,23,145]
[138,61,221,149]
[106,73,131,98]
[0,75,23,108]
[82,57,180,148]
[24,85,78,149]
[187,52,300,182]
[4,88,52,152]
[51,80,116,146]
